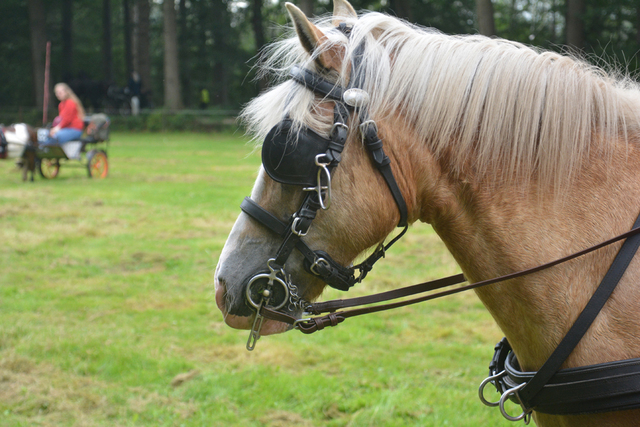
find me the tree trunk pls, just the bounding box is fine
[178,0,190,107]
[566,0,585,50]
[27,0,47,108]
[102,0,114,82]
[123,0,133,78]
[476,0,496,36]
[388,0,413,21]
[134,0,151,105]
[636,5,640,46]
[61,0,73,80]
[251,0,268,90]
[298,0,313,16]
[163,0,183,109]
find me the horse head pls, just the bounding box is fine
[215,0,420,336]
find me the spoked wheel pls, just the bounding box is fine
[38,158,60,179]
[87,149,108,178]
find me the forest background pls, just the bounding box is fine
[0,0,639,123]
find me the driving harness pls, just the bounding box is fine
[238,25,640,422]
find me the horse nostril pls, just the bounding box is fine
[215,274,254,317]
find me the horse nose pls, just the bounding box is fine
[214,273,253,317]
[214,275,228,313]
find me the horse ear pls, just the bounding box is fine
[332,0,357,25]
[285,3,342,70]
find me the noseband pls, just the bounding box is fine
[240,49,409,349]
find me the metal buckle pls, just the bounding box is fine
[291,215,309,237]
[330,122,348,137]
[293,318,312,328]
[359,119,378,136]
[303,154,332,210]
[310,257,331,276]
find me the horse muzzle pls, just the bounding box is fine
[214,261,306,338]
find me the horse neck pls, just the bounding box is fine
[406,134,640,371]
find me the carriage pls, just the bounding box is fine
[35,113,110,179]
[0,113,110,180]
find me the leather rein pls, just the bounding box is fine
[261,221,640,334]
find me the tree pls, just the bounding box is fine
[123,0,133,78]
[103,0,114,82]
[298,0,314,16]
[27,0,46,108]
[133,0,151,104]
[388,0,413,21]
[163,0,183,109]
[476,0,496,36]
[61,0,73,80]
[566,0,585,49]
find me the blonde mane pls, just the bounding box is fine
[242,11,640,187]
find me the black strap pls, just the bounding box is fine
[290,66,345,101]
[241,197,358,290]
[518,212,640,408]
[360,120,408,227]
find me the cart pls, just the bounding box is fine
[35,114,110,179]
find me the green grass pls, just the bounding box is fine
[0,132,513,426]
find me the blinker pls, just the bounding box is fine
[262,119,332,187]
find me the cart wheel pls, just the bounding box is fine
[87,149,108,178]
[38,158,60,179]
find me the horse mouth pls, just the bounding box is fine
[214,276,293,335]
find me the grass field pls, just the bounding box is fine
[0,132,514,426]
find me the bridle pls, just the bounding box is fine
[237,24,640,422]
[240,31,409,349]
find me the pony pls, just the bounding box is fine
[0,123,38,181]
[214,1,640,425]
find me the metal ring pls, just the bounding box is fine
[245,272,290,311]
[499,382,528,422]
[478,370,506,407]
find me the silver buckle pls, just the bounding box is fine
[310,257,331,276]
[291,215,309,237]
[303,154,332,210]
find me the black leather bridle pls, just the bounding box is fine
[240,44,409,349]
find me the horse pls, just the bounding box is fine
[214,1,640,425]
[0,123,38,181]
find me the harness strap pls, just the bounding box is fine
[514,211,640,411]
[360,120,408,227]
[241,197,358,291]
[290,66,344,101]
[490,340,640,415]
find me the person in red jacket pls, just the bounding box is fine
[42,83,86,145]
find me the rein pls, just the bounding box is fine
[260,221,640,333]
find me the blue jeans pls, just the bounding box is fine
[42,128,83,145]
